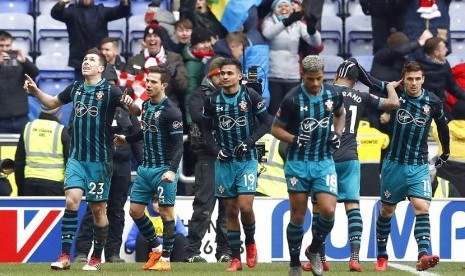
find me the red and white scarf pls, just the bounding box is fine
[144,46,167,72]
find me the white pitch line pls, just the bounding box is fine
[390,263,440,276]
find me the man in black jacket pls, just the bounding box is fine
[51,0,130,81]
[0,30,39,134]
[184,57,231,263]
[415,36,465,112]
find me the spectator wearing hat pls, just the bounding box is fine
[184,57,231,263]
[145,0,177,43]
[14,105,70,196]
[430,100,465,197]
[126,21,188,108]
[51,0,130,81]
[261,0,323,115]
[182,27,214,125]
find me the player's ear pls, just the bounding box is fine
[98,65,105,73]
[238,72,243,80]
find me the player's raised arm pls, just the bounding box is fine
[120,88,141,116]
[24,74,61,109]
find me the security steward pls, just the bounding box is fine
[14,105,70,196]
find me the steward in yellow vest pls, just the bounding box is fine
[256,133,287,197]
[356,120,390,196]
[430,101,465,197]
[14,107,70,196]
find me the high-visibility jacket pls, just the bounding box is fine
[356,120,390,164]
[433,176,450,198]
[430,120,465,163]
[24,119,65,182]
[256,134,287,197]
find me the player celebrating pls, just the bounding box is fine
[114,66,183,271]
[271,55,345,276]
[202,58,272,272]
[24,48,140,271]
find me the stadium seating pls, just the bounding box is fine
[345,14,373,56]
[131,0,150,15]
[36,15,69,57]
[351,55,373,72]
[37,0,56,15]
[320,15,343,56]
[128,14,147,55]
[449,1,465,42]
[321,54,344,82]
[0,13,34,55]
[0,0,31,14]
[108,17,128,52]
[447,54,465,67]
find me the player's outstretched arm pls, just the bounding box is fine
[24,74,61,109]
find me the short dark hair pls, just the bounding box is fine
[424,37,444,55]
[148,66,170,84]
[402,61,424,77]
[0,30,13,41]
[218,58,242,73]
[100,37,119,48]
[85,47,107,68]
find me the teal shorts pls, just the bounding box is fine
[380,160,431,204]
[336,160,360,202]
[64,158,113,202]
[130,165,178,206]
[284,159,338,197]
[215,160,258,198]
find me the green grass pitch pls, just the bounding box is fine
[1,262,464,275]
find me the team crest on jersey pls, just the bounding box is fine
[218,185,225,195]
[257,101,265,110]
[399,97,406,104]
[153,110,161,120]
[324,99,334,111]
[422,104,431,115]
[96,91,104,101]
[239,100,248,111]
[383,190,391,199]
[289,177,298,187]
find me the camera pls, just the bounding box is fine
[0,158,15,177]
[243,65,263,95]
[255,141,267,163]
[2,50,18,66]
